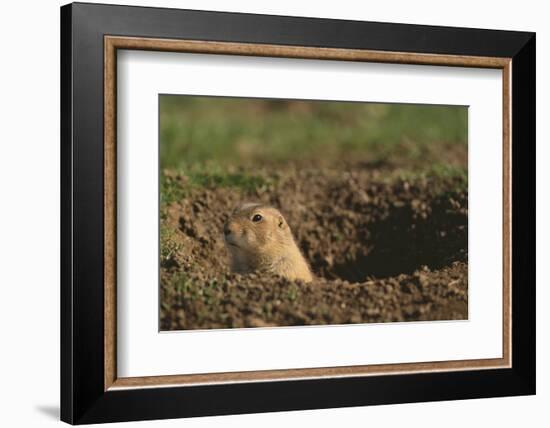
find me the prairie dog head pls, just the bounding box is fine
[223,203,294,256]
[223,203,313,282]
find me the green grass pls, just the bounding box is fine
[160,224,182,264]
[160,166,275,210]
[184,170,272,192]
[160,95,468,170]
[384,163,468,197]
[396,163,468,184]
[160,173,185,207]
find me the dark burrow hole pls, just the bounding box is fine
[308,197,468,282]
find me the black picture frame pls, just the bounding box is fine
[61,2,535,424]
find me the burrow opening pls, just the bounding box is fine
[302,195,468,282]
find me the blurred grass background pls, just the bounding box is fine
[160,95,467,170]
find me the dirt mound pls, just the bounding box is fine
[160,166,468,330]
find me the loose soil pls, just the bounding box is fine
[160,165,468,330]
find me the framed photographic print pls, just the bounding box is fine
[60,2,536,424]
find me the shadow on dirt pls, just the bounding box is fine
[323,195,468,281]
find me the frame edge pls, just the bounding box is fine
[64,3,536,423]
[510,32,536,394]
[60,2,74,425]
[104,35,513,390]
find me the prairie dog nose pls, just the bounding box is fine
[223,222,231,236]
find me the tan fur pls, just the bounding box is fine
[223,203,313,283]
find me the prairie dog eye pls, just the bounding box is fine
[252,214,263,222]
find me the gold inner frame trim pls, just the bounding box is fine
[104,35,512,391]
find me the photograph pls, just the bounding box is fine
[56,2,536,424]
[159,95,469,330]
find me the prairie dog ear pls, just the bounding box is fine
[234,202,259,214]
[277,215,287,229]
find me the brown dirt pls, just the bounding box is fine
[160,165,468,330]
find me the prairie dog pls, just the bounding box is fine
[223,203,313,283]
